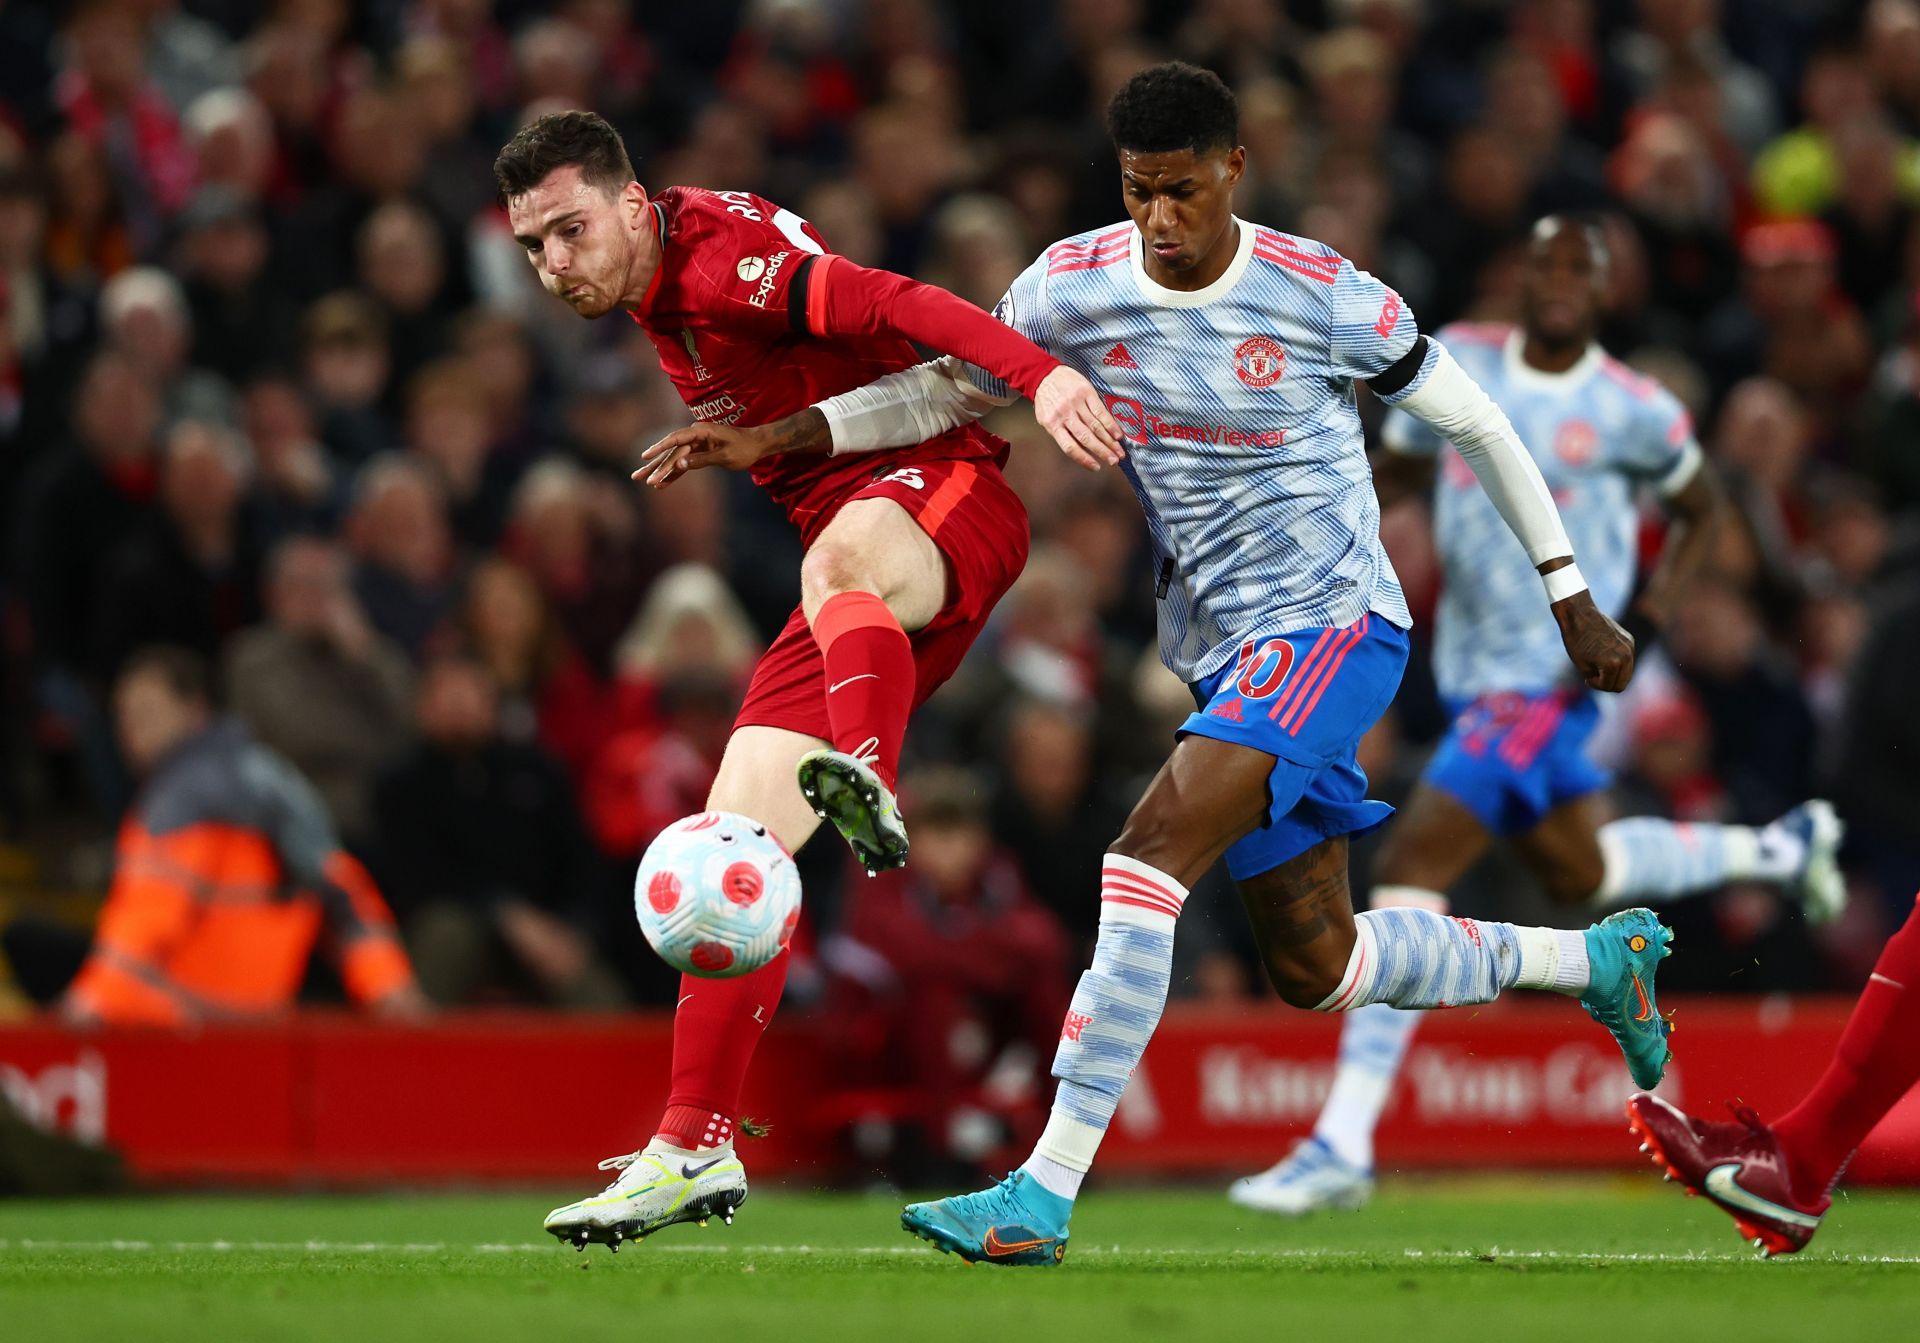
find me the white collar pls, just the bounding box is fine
[1129,217,1255,309]
[1502,329,1602,392]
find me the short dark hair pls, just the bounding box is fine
[493,110,636,202]
[120,646,216,707]
[1106,62,1239,157]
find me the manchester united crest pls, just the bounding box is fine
[1555,418,1598,467]
[1233,335,1286,389]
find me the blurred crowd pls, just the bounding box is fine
[4,0,1920,1060]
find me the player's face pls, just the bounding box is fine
[507,165,651,318]
[1520,224,1605,346]
[1119,146,1245,279]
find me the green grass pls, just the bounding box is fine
[2,1179,1917,1342]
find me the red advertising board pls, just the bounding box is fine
[1,997,1915,1184]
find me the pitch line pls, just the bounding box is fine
[1,1239,1918,1265]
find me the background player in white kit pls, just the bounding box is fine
[647,64,1664,1265]
[1228,217,1847,1218]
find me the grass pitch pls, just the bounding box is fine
[3,1178,1917,1342]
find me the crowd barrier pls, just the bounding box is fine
[2,997,1915,1184]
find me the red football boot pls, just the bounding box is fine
[1625,1093,1831,1257]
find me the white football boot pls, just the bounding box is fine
[1773,800,1847,925]
[1227,1137,1374,1216]
[543,1140,748,1252]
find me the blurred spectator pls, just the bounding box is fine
[99,264,234,428]
[988,698,1125,930]
[1752,45,1902,218]
[176,187,297,384]
[40,131,133,288]
[358,198,456,389]
[458,556,604,774]
[91,418,263,680]
[1700,220,1869,416]
[403,356,514,547]
[372,652,623,1008]
[15,351,163,683]
[0,163,94,496]
[239,371,341,539]
[823,767,1072,1181]
[180,88,278,206]
[55,0,195,253]
[1615,0,1778,156]
[582,563,762,857]
[344,453,461,656]
[301,290,394,464]
[1667,577,1817,821]
[226,536,415,847]
[503,457,651,671]
[134,0,241,113]
[0,647,424,1023]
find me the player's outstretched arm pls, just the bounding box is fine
[1622,457,1723,653]
[803,256,1122,466]
[1374,335,1635,692]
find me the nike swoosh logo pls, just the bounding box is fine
[1702,1164,1823,1228]
[982,1227,1054,1258]
[679,1157,726,1180]
[678,995,694,1008]
[1630,973,1653,1023]
[828,674,878,693]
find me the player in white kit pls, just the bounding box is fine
[643,64,1663,1264]
[1227,217,1846,1217]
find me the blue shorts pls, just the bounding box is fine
[1179,614,1409,881]
[1424,690,1610,836]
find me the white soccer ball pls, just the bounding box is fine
[634,811,802,978]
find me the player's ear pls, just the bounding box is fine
[622,180,649,227]
[1223,146,1246,190]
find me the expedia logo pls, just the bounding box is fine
[747,250,791,308]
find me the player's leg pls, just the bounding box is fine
[1628,888,1920,1255]
[544,649,831,1247]
[1233,783,1495,1214]
[901,731,1276,1264]
[793,493,947,872]
[1592,804,1847,922]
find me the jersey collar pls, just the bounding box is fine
[1129,216,1255,309]
[1503,328,1601,392]
[633,200,669,316]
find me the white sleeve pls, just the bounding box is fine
[816,356,1008,456]
[1391,341,1573,567]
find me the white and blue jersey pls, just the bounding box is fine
[1382,323,1699,702]
[973,219,1432,877]
[971,218,1421,685]
[1383,323,1701,835]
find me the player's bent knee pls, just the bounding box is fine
[799,538,870,610]
[1259,943,1351,1011]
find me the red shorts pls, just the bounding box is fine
[736,458,1030,739]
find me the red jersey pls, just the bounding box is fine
[631,186,1059,540]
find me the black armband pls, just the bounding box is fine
[786,254,818,335]
[1367,335,1430,398]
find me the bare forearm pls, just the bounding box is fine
[1639,506,1720,624]
[752,406,834,457]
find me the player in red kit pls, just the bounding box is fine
[493,113,1119,1249]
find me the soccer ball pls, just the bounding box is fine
[634,811,802,978]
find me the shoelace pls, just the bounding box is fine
[953,1173,1026,1221]
[597,1152,644,1173]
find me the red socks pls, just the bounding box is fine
[654,952,789,1151]
[1773,893,1920,1198]
[812,590,915,789]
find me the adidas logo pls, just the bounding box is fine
[1102,343,1138,369]
[1211,697,1245,722]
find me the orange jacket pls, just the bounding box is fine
[66,720,416,1024]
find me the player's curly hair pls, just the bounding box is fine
[493,110,636,201]
[1106,62,1239,156]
